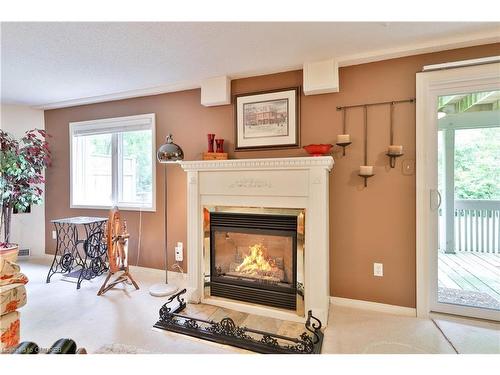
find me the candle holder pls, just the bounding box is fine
[358,173,375,187]
[386,152,404,168]
[207,133,215,153]
[336,141,352,156]
[386,103,404,168]
[358,106,374,188]
[335,109,352,156]
[215,138,224,153]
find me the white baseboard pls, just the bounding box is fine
[330,296,416,317]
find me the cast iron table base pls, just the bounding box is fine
[46,217,108,289]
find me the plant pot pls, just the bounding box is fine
[0,244,19,264]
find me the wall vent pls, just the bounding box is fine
[18,248,31,257]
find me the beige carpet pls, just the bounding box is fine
[431,314,500,354]
[19,255,500,354]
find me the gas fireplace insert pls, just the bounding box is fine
[208,211,299,310]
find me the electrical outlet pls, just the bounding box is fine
[373,263,383,277]
[52,230,57,240]
[175,245,183,262]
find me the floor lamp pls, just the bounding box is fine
[149,134,184,297]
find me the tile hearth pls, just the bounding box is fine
[181,303,305,335]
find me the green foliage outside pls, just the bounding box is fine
[90,130,152,194]
[454,127,500,200]
[122,131,152,194]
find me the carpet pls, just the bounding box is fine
[94,343,150,354]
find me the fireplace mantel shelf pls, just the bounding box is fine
[180,156,334,171]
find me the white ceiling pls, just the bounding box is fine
[1,22,499,108]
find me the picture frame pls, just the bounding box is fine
[234,87,300,150]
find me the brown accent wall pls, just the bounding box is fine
[45,43,500,307]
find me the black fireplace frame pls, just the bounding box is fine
[209,212,298,310]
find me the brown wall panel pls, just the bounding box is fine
[44,43,500,307]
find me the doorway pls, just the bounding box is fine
[416,62,500,321]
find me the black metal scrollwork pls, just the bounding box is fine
[183,319,199,329]
[261,335,279,347]
[46,223,83,283]
[60,253,74,272]
[158,288,187,323]
[305,310,322,345]
[154,289,323,354]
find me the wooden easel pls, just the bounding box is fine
[98,207,139,296]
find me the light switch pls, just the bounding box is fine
[402,159,415,175]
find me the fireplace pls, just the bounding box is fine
[204,207,305,314]
[181,157,333,324]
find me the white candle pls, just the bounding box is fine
[359,165,374,176]
[336,134,351,144]
[388,145,403,155]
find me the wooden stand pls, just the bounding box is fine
[98,267,139,296]
[98,207,139,296]
[203,152,228,160]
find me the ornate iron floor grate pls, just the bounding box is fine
[153,289,323,354]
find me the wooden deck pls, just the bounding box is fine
[438,252,500,305]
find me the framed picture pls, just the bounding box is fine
[234,87,300,150]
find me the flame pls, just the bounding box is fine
[236,244,275,275]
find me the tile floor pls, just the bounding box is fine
[15,256,499,354]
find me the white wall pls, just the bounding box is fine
[1,104,46,256]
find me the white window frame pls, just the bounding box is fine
[69,113,156,212]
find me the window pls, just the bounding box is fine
[70,113,156,211]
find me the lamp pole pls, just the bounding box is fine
[149,134,184,297]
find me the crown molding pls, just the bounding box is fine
[34,81,200,110]
[33,29,499,110]
[336,29,500,67]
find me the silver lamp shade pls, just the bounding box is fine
[157,134,184,163]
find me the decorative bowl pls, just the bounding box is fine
[303,144,333,156]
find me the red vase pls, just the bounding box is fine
[215,139,224,153]
[207,134,215,153]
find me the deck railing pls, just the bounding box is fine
[453,200,500,254]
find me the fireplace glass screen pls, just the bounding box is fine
[213,230,294,287]
[209,212,298,310]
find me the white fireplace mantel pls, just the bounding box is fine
[180,156,334,324]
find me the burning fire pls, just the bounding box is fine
[236,244,277,275]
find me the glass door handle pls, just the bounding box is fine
[430,189,441,210]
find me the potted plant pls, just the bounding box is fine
[0,129,51,263]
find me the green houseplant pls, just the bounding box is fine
[0,129,51,262]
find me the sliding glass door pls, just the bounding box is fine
[433,89,500,320]
[416,62,500,321]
